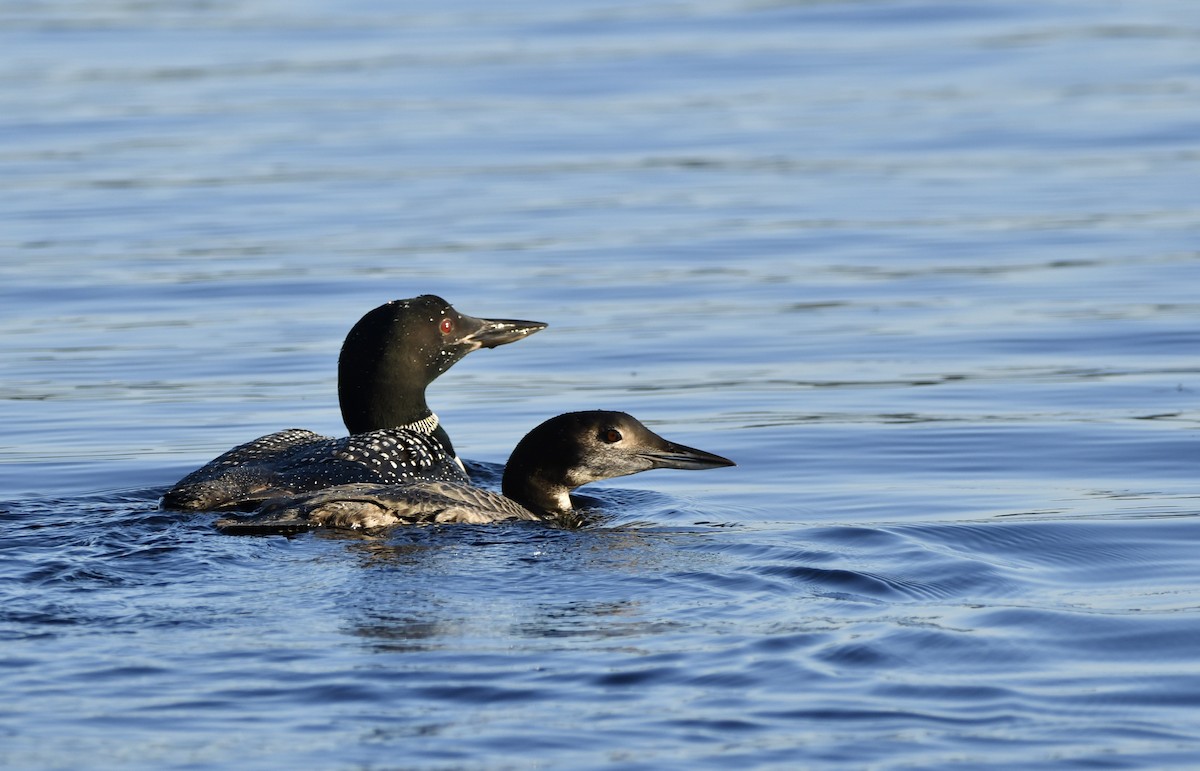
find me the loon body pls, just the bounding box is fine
[215,411,735,533]
[162,295,545,511]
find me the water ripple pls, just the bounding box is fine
[4,0,1200,767]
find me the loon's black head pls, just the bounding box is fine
[502,410,735,515]
[338,295,546,435]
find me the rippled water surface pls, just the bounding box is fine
[3,0,1200,768]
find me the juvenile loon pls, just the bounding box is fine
[215,411,735,533]
[161,295,545,512]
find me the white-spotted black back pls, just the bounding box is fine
[162,427,467,511]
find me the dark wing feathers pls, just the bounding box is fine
[215,481,542,534]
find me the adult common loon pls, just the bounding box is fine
[161,295,545,511]
[215,411,735,533]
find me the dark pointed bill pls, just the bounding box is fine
[640,439,736,471]
[460,315,548,349]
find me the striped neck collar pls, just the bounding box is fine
[401,412,440,436]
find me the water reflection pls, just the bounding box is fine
[330,517,732,654]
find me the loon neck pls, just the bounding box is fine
[339,373,434,434]
[503,472,573,517]
[340,379,457,457]
[501,444,574,517]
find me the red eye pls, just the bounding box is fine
[439,317,454,335]
[601,429,622,444]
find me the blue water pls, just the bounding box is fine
[3,0,1200,767]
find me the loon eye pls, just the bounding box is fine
[601,428,622,444]
[439,317,454,335]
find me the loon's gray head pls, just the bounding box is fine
[502,410,735,515]
[338,295,546,436]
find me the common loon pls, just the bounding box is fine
[215,410,735,533]
[161,295,545,511]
